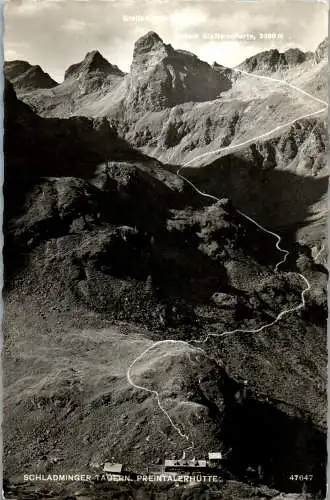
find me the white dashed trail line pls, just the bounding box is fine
[126,67,328,450]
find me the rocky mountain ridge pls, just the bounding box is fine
[5,35,327,239]
[4,60,58,94]
[237,47,313,73]
[5,34,327,115]
[9,34,326,187]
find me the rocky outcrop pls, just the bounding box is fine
[284,47,312,65]
[212,61,235,80]
[238,38,327,74]
[238,48,309,73]
[130,31,171,74]
[65,50,124,81]
[4,60,58,94]
[315,37,328,63]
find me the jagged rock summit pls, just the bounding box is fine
[237,47,312,73]
[64,50,124,80]
[238,37,328,73]
[130,31,172,72]
[125,31,233,112]
[60,50,126,96]
[4,60,58,93]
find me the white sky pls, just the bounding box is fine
[4,0,328,82]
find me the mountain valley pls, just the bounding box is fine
[3,31,328,499]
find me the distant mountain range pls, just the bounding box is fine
[5,32,327,115]
[5,33,328,244]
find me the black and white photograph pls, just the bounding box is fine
[2,0,328,498]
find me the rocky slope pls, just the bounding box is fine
[177,115,328,241]
[10,35,327,118]
[4,60,58,94]
[315,37,328,64]
[65,50,124,81]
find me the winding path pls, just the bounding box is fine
[127,67,328,451]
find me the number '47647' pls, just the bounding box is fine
[290,475,313,481]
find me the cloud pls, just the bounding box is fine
[4,41,30,61]
[61,19,89,32]
[169,7,208,29]
[5,47,20,60]
[7,0,61,17]
[196,40,266,67]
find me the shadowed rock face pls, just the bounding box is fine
[3,78,137,181]
[180,117,328,231]
[236,38,326,74]
[4,60,58,93]
[4,78,326,331]
[125,31,232,112]
[237,48,311,73]
[130,31,172,73]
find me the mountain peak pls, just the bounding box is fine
[65,50,124,80]
[135,31,164,49]
[131,31,172,72]
[85,50,104,63]
[126,32,233,112]
[4,60,57,93]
